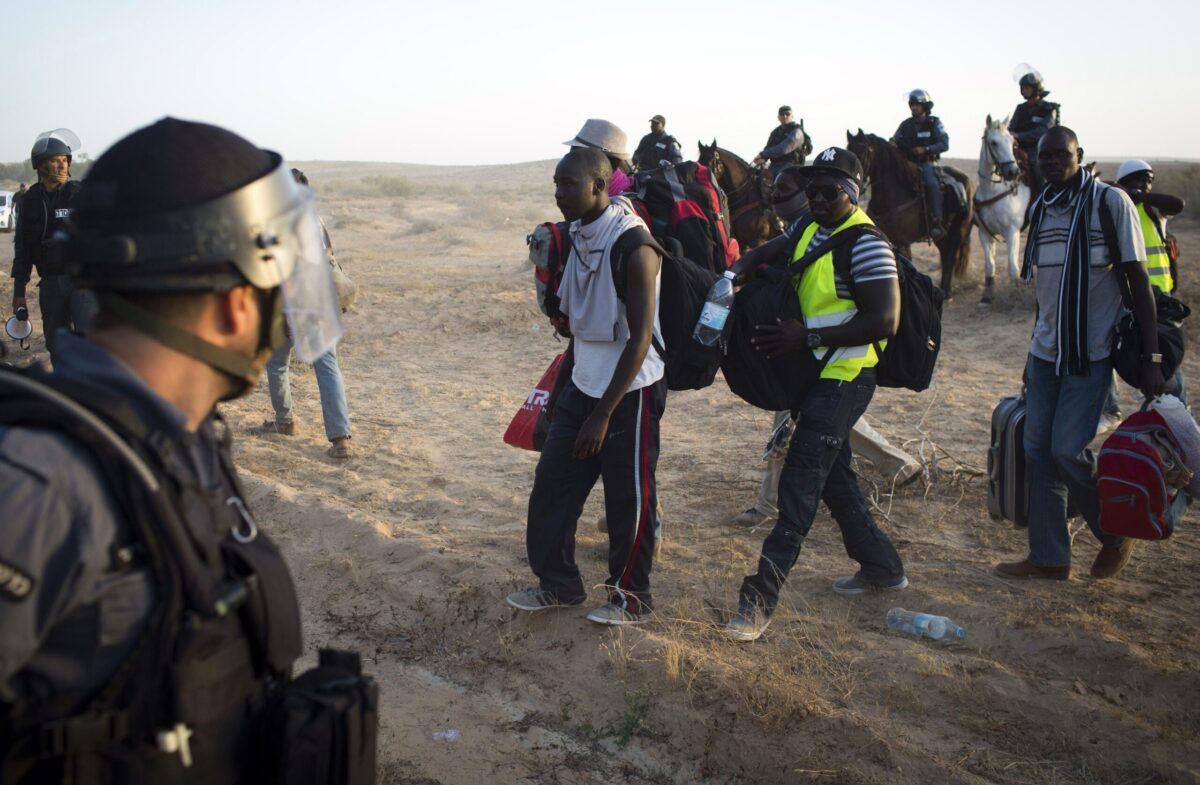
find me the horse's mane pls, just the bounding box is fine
[864,133,910,170]
[715,146,753,171]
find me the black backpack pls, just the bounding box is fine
[613,235,723,391]
[721,227,872,411]
[834,243,945,392]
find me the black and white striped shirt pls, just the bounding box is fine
[782,216,897,299]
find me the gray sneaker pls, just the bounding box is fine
[832,574,909,596]
[586,603,646,626]
[505,587,584,612]
[731,508,774,528]
[724,600,771,642]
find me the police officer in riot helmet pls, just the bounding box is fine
[1008,66,1061,193]
[892,89,949,240]
[9,129,93,363]
[0,119,346,783]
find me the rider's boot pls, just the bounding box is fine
[980,276,995,305]
[927,192,946,241]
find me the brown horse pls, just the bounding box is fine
[697,140,778,250]
[845,130,975,297]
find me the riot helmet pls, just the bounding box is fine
[69,118,342,394]
[30,128,81,171]
[1013,63,1048,97]
[907,89,934,113]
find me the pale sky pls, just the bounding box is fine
[5,0,1198,168]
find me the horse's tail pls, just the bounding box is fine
[948,168,975,278]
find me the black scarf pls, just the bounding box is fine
[1020,169,1100,376]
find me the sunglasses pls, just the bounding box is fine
[805,183,844,202]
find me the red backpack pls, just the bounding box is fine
[628,161,739,275]
[1098,410,1189,540]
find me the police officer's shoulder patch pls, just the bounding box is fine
[0,557,35,601]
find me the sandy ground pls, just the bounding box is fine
[2,159,1198,785]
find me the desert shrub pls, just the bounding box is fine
[406,218,440,235]
[362,175,414,198]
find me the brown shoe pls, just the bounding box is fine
[254,418,297,436]
[327,437,352,460]
[995,558,1070,580]
[1091,539,1136,579]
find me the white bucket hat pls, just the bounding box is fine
[563,119,630,161]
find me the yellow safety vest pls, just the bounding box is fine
[791,208,882,381]
[1138,203,1173,293]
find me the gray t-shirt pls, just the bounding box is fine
[1029,185,1146,364]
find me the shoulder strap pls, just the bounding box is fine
[1096,183,1123,266]
[1095,184,1136,308]
[787,223,877,281]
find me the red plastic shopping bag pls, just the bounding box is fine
[503,354,564,451]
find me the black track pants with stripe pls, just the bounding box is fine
[526,378,665,614]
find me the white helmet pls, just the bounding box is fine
[1116,159,1152,184]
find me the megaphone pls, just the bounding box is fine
[6,306,33,349]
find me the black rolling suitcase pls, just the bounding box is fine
[987,393,1029,527]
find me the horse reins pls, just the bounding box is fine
[974,131,1022,240]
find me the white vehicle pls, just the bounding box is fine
[0,191,14,232]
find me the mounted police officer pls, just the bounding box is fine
[9,129,93,363]
[892,89,949,240]
[0,119,347,783]
[1008,66,1061,194]
[753,105,809,184]
[631,115,682,171]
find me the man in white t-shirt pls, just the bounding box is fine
[506,148,666,626]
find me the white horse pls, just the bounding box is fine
[974,115,1031,303]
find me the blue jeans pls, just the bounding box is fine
[1024,354,1123,566]
[265,342,351,441]
[740,370,905,613]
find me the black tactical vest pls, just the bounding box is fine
[0,369,303,785]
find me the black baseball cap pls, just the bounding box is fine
[650,114,666,124]
[797,147,864,185]
[778,105,792,115]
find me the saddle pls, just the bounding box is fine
[915,166,968,214]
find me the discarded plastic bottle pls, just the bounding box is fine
[693,270,738,348]
[887,608,966,641]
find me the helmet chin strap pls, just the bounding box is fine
[96,292,270,400]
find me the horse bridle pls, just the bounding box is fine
[981,130,1018,187]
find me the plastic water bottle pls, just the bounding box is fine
[886,608,966,641]
[693,270,737,347]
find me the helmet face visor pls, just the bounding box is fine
[31,128,81,159]
[270,189,343,363]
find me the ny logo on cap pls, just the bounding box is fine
[819,148,837,162]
